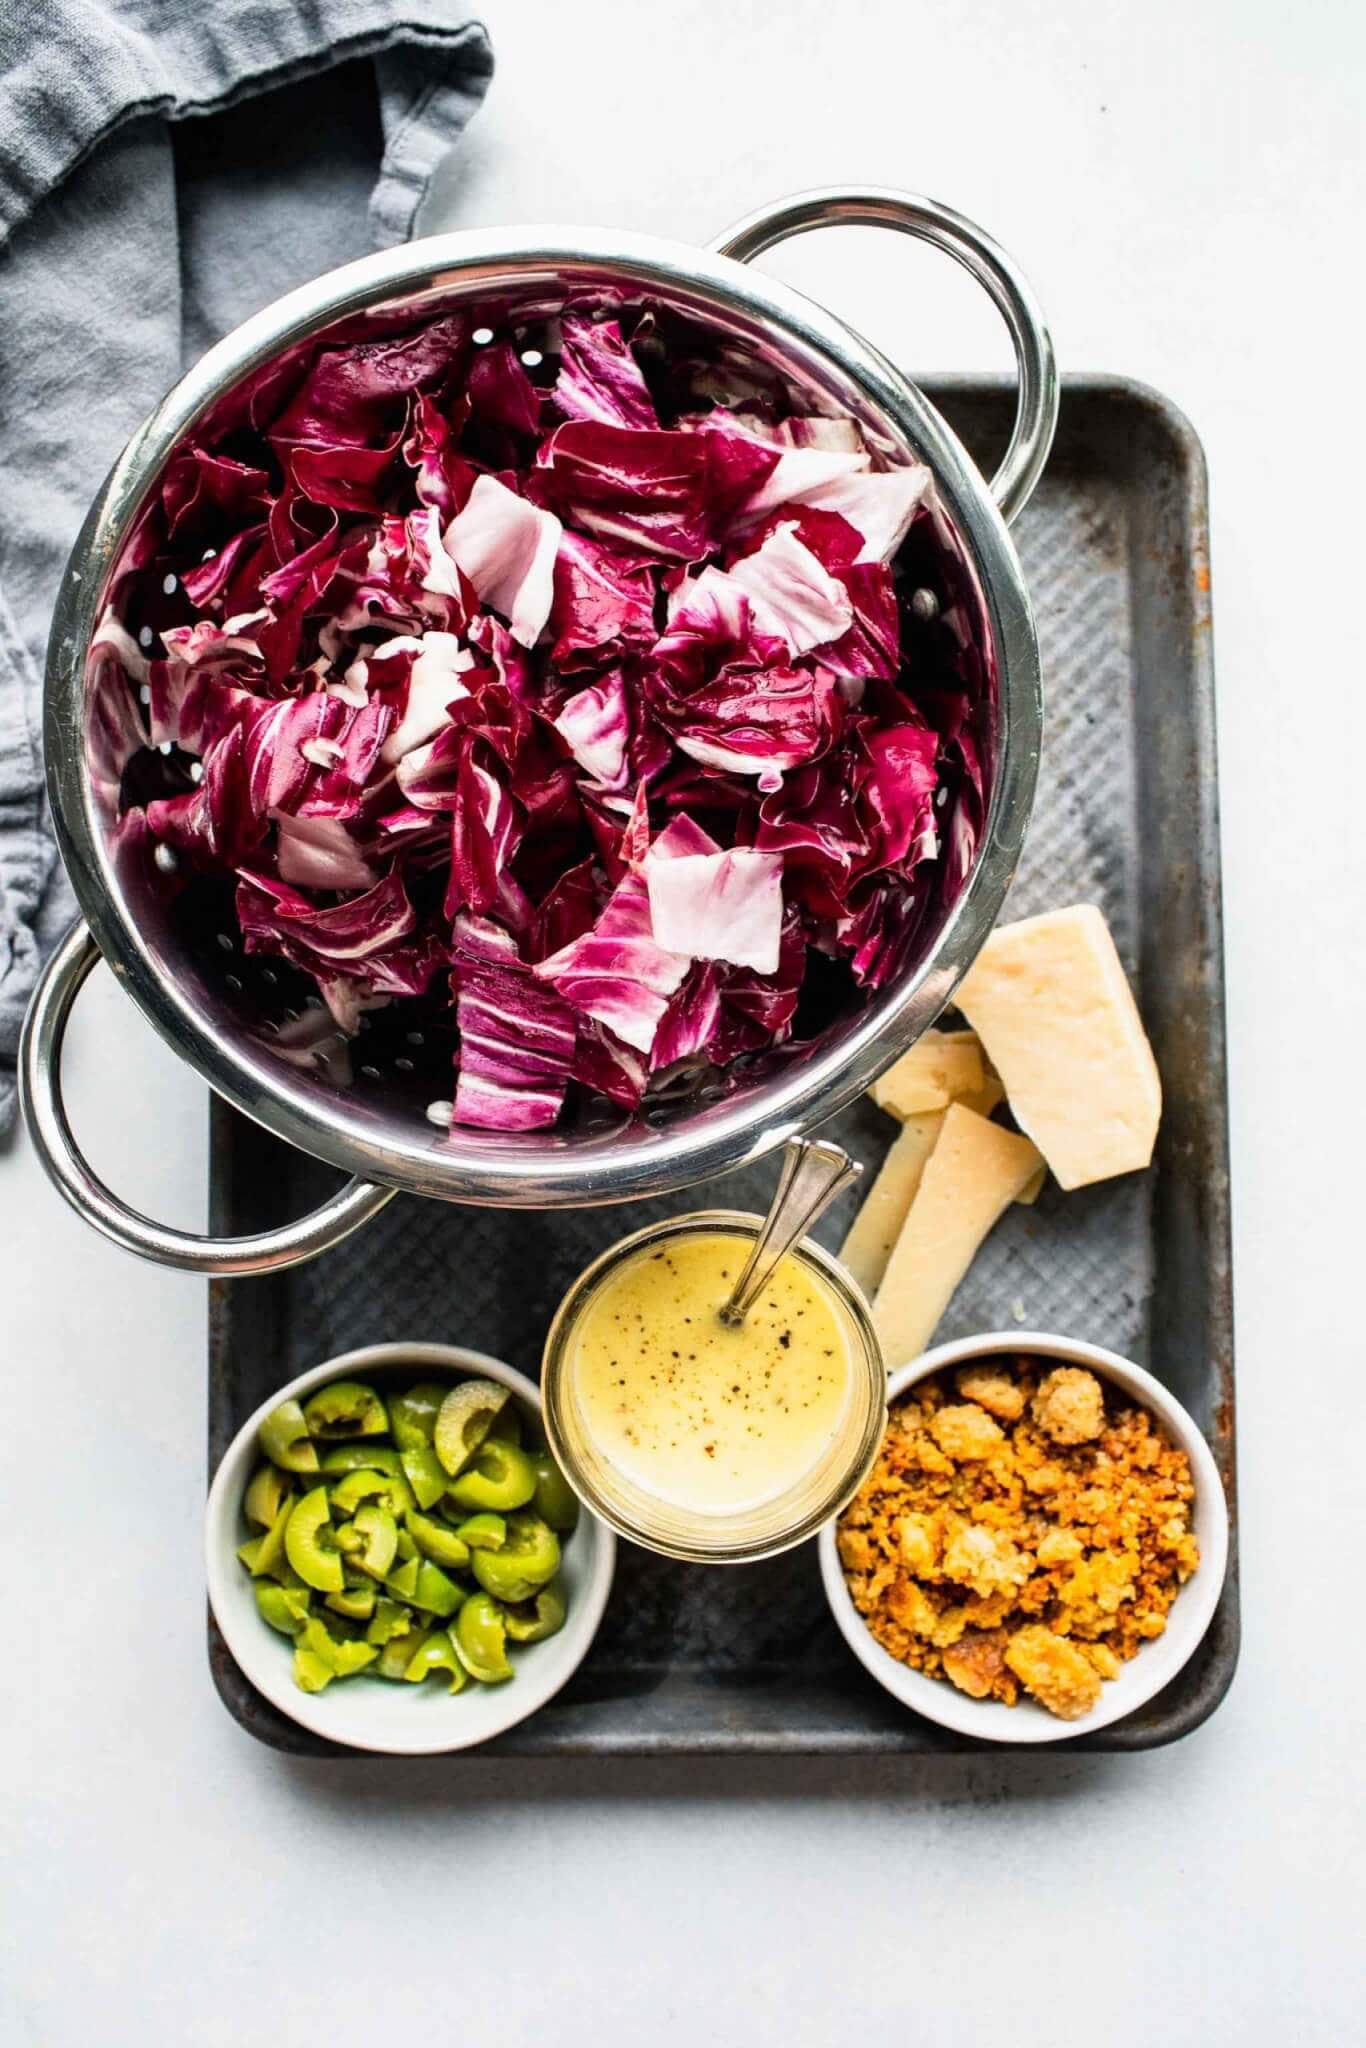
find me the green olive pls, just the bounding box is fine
[325,1581,377,1621]
[238,1497,294,1579]
[501,1577,568,1643]
[384,1556,421,1603]
[403,1631,468,1693]
[297,1615,377,1678]
[453,1512,506,1552]
[530,1452,581,1533]
[283,1486,343,1593]
[446,1440,537,1514]
[255,1583,311,1636]
[375,1626,428,1681]
[329,1467,415,1519]
[302,1381,388,1439]
[433,1379,511,1476]
[470,1513,560,1603]
[244,1462,293,1529]
[257,1399,319,1474]
[407,1559,464,1619]
[407,1511,471,1570]
[292,1645,334,1693]
[349,1504,398,1580]
[394,1526,418,1562]
[365,1598,416,1647]
[454,1592,513,1683]
[320,1444,405,1479]
[400,1444,448,1511]
[390,1381,452,1452]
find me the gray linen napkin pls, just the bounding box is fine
[0,0,493,1131]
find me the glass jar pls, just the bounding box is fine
[541,1209,887,1564]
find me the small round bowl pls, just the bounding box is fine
[817,1330,1229,1744]
[206,1341,616,1755]
[541,1210,887,1564]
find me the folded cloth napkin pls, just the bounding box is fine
[0,0,493,1132]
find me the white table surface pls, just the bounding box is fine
[5,2,1364,2040]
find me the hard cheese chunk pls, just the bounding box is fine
[872,1105,1044,1366]
[839,1113,943,1296]
[952,905,1161,1191]
[870,1028,1003,1119]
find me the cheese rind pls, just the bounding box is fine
[839,1113,943,1295]
[870,1029,992,1119]
[872,1105,1044,1367]
[952,905,1161,1191]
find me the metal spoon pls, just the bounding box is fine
[718,1137,863,1327]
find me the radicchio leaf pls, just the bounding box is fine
[443,474,561,647]
[554,314,659,430]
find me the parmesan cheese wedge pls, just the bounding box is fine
[872,1105,1044,1366]
[870,1028,1000,1118]
[952,905,1161,1190]
[839,1113,943,1295]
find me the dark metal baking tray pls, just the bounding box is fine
[207,375,1238,1755]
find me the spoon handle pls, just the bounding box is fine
[718,1138,863,1327]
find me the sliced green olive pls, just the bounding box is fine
[329,1467,415,1519]
[375,1626,427,1681]
[403,1631,468,1693]
[238,1498,294,1579]
[258,1399,319,1474]
[293,1645,334,1693]
[501,1577,568,1643]
[470,1513,560,1603]
[283,1486,343,1593]
[531,1451,581,1533]
[401,1444,448,1511]
[434,1378,510,1476]
[244,1462,293,1529]
[365,1598,416,1647]
[394,1526,418,1562]
[349,1504,398,1579]
[325,1581,377,1621]
[255,1582,311,1636]
[408,1559,464,1619]
[454,1591,513,1683]
[454,1512,506,1552]
[384,1555,421,1603]
[320,1444,405,1479]
[446,1440,537,1513]
[406,1511,471,1570]
[390,1381,451,1452]
[302,1380,388,1439]
[297,1615,377,1678]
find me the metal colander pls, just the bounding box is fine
[21,189,1055,1275]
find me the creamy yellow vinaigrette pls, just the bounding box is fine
[567,1231,854,1514]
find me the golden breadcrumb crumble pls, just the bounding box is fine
[837,1358,1200,1720]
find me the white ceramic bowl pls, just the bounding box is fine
[818,1330,1229,1744]
[206,1341,616,1755]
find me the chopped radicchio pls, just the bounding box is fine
[105,296,990,1130]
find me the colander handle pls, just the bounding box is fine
[19,922,396,1276]
[709,188,1057,524]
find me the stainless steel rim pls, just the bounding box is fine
[39,211,1048,1243]
[18,921,395,1274]
[710,187,1058,525]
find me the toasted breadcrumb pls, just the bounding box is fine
[929,1402,1006,1461]
[1031,1366,1106,1445]
[1005,1625,1102,1720]
[942,1628,1009,1700]
[836,1358,1200,1720]
[955,1364,1026,1422]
